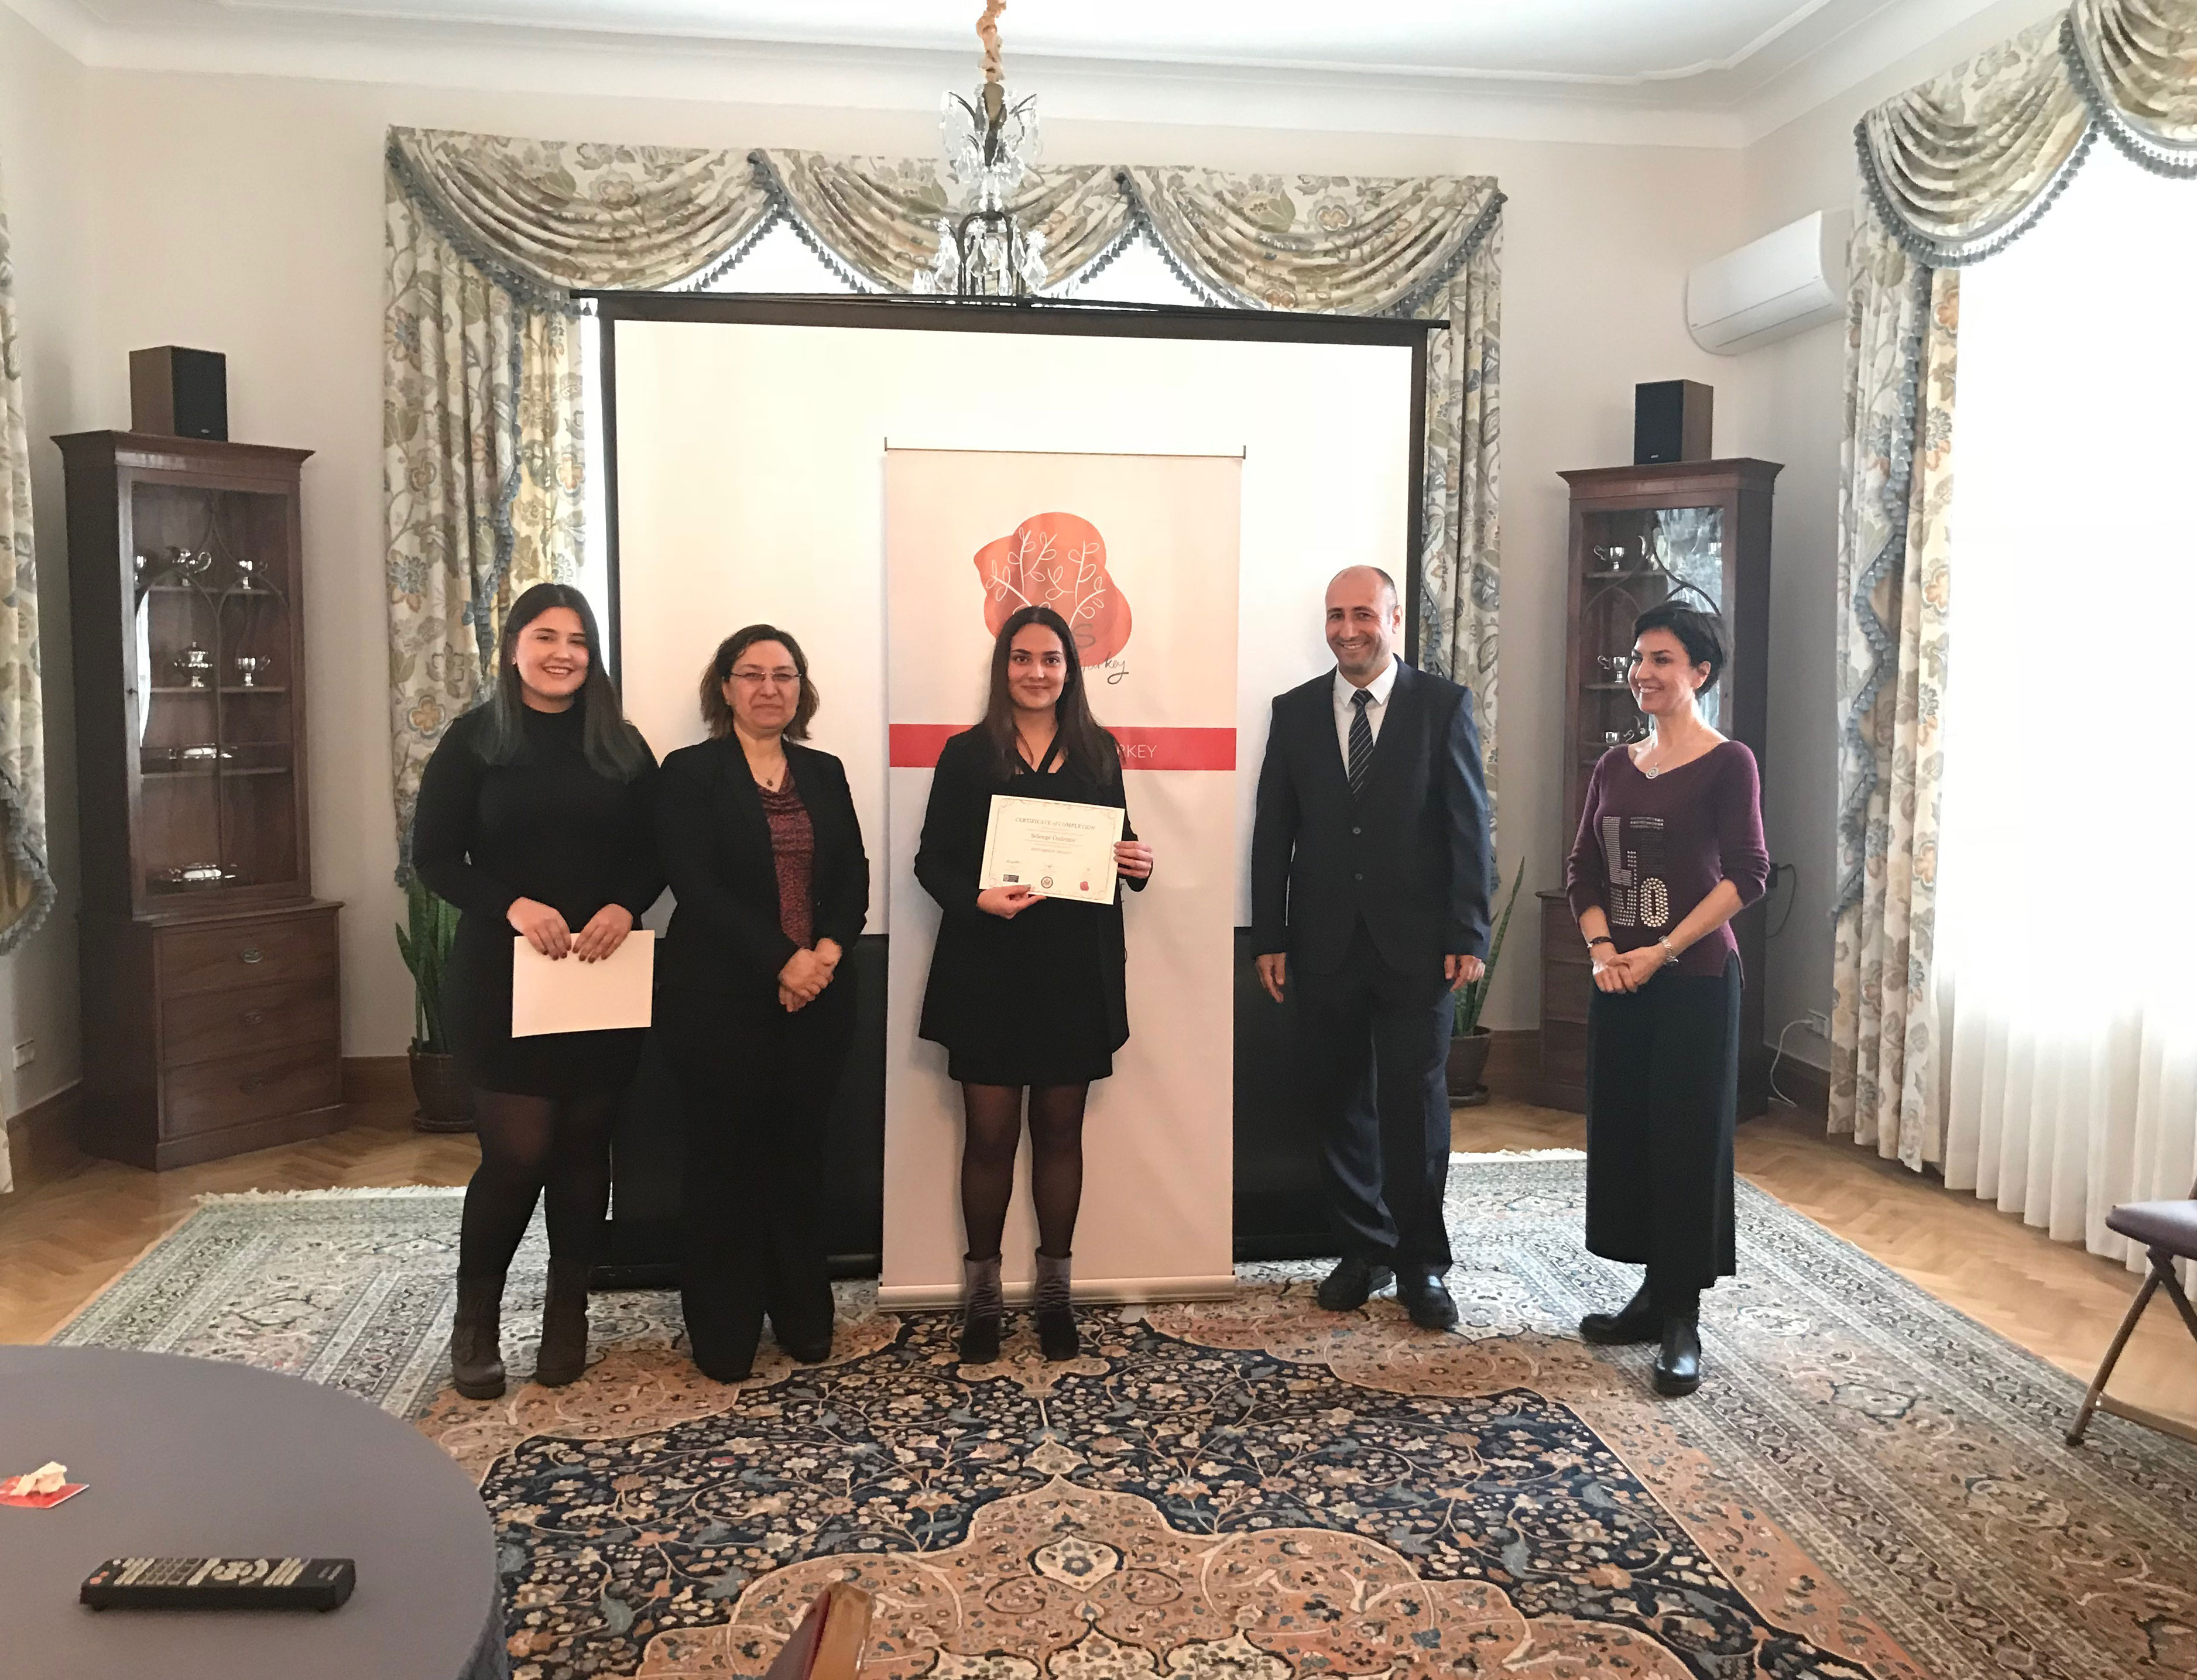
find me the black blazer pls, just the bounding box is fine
[654,736,870,997]
[1250,661,1493,976]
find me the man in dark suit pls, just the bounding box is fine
[1252,565,1493,1328]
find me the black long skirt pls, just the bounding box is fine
[1583,955,1741,1290]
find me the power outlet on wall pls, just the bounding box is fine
[11,1039,33,1070]
[1803,1012,1831,1040]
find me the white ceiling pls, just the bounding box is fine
[8,0,2024,145]
[194,0,1885,84]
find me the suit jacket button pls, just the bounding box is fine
[1352,827,1362,836]
[1354,872,1364,882]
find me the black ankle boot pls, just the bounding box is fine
[1653,1296,1702,1397]
[534,1259,591,1388]
[450,1274,506,1400]
[1579,1282,1660,1345]
[1034,1250,1079,1362]
[958,1253,1003,1364]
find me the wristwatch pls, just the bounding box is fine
[1657,937,1678,965]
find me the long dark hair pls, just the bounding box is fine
[477,582,650,781]
[698,624,821,742]
[979,605,1119,783]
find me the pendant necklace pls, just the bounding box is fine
[1640,735,1664,779]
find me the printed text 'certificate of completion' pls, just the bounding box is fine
[978,796,1124,905]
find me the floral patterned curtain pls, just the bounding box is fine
[1832,0,2195,1161]
[1829,221,1956,1165]
[382,129,771,858]
[383,131,1502,850]
[0,174,54,959]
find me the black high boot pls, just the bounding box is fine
[534,1259,592,1388]
[1579,1280,1661,1345]
[958,1253,1003,1364]
[450,1274,507,1401]
[1034,1250,1079,1361]
[1652,1288,1702,1397]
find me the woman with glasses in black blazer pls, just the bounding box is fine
[653,624,869,1382]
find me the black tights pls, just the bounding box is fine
[958,1082,1089,1261]
[457,1088,618,1280]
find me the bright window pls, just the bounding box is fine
[1936,145,2197,1027]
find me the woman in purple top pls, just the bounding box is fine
[1564,605,1768,1397]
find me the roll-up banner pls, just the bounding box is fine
[881,448,1242,1307]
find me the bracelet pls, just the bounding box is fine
[1585,935,1614,950]
[1657,937,1679,965]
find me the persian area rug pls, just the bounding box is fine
[50,1161,2197,1680]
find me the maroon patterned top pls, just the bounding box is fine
[1564,740,1768,979]
[760,769,815,949]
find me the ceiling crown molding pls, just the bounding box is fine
[3,0,2047,152]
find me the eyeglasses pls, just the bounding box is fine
[729,668,800,686]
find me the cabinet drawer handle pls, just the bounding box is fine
[240,947,264,965]
[241,1010,265,1026]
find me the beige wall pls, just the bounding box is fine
[0,2,89,1121]
[54,72,1754,1061]
[0,0,2063,1101]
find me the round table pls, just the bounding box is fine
[0,1346,505,1680]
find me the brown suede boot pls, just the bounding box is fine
[534,1259,591,1388]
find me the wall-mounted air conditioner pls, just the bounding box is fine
[1686,209,1852,355]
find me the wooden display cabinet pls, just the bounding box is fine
[1534,457,1778,1118]
[57,432,343,1168]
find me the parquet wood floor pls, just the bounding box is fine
[2,1094,2189,1441]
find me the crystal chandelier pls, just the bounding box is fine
[914,0,1047,299]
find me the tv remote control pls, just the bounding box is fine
[81,1556,356,1610]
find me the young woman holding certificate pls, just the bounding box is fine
[413,583,661,1401]
[655,625,870,1383]
[914,605,1156,1363]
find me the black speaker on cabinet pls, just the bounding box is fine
[129,347,229,442]
[1633,379,1712,465]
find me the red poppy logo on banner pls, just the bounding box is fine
[974,512,1133,665]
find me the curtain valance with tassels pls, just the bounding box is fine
[383,126,1503,865]
[1857,0,2197,268]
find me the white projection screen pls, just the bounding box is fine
[601,296,1423,1297]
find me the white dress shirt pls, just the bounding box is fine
[1331,656,1399,767]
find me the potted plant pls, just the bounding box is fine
[396,876,472,1133]
[1448,858,1525,1105]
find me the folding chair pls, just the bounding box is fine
[2066,1178,2197,1446]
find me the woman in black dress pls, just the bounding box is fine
[654,625,869,1382]
[916,605,1155,1363]
[413,583,660,1401]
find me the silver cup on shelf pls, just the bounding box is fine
[162,862,235,887]
[233,656,270,688]
[174,644,212,689]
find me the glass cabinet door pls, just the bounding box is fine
[131,484,299,901]
[1576,503,1726,766]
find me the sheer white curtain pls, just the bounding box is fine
[1933,145,2197,1270]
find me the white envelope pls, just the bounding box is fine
[511,930,655,1037]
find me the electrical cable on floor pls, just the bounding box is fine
[1765,1017,1809,1108]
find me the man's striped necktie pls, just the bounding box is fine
[1347,687,1375,795]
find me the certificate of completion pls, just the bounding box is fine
[979,796,1125,905]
